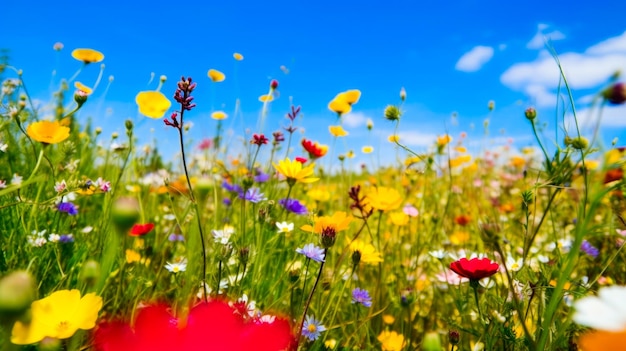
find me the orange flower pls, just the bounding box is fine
[301,211,352,236]
[26,120,70,144]
[579,330,626,351]
[71,48,104,63]
[454,214,471,226]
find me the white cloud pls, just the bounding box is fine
[501,31,626,108]
[397,131,438,147]
[455,46,494,72]
[342,111,368,128]
[527,24,566,49]
[568,104,626,128]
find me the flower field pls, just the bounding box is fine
[1,47,626,351]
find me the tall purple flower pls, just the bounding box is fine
[581,240,599,258]
[278,198,308,215]
[222,181,243,194]
[351,288,372,307]
[238,187,267,203]
[57,202,78,215]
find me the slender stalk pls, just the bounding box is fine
[298,248,327,344]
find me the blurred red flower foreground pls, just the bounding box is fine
[94,300,296,351]
[449,257,499,281]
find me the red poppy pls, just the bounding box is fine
[450,257,499,281]
[301,139,327,159]
[93,300,296,351]
[604,168,623,184]
[454,214,471,226]
[130,223,155,236]
[295,156,307,164]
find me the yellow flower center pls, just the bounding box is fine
[307,324,317,333]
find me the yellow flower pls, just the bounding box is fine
[307,186,331,202]
[388,134,400,143]
[211,111,228,120]
[383,314,395,324]
[273,158,319,184]
[350,239,383,264]
[26,120,70,144]
[329,125,348,137]
[346,150,355,159]
[362,146,374,154]
[450,154,472,168]
[454,146,467,153]
[11,289,102,344]
[233,52,244,61]
[389,211,409,226]
[258,94,274,102]
[449,230,470,245]
[328,90,360,115]
[437,134,452,146]
[324,339,337,349]
[377,330,405,351]
[74,81,93,95]
[208,69,225,82]
[126,249,141,263]
[135,91,171,119]
[301,211,352,234]
[366,186,402,211]
[71,48,104,63]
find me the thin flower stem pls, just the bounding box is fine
[298,248,327,345]
[471,282,483,322]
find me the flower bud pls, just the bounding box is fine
[0,270,36,322]
[400,87,406,102]
[270,79,279,90]
[524,107,536,121]
[422,331,442,351]
[366,119,373,131]
[602,82,626,105]
[79,260,100,288]
[449,330,460,345]
[111,197,140,233]
[570,136,589,150]
[384,105,401,121]
[488,100,495,111]
[125,119,133,131]
[74,90,88,107]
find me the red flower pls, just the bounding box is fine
[129,223,155,236]
[454,214,471,226]
[251,134,269,146]
[295,156,307,164]
[604,168,624,184]
[270,79,279,90]
[450,257,499,281]
[93,300,296,351]
[301,139,328,159]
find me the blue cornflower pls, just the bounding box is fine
[278,198,308,215]
[301,315,326,341]
[238,187,267,203]
[254,169,270,183]
[57,202,78,215]
[351,288,372,307]
[581,240,599,258]
[296,243,325,263]
[168,233,185,242]
[222,198,232,206]
[59,234,74,243]
[222,181,243,194]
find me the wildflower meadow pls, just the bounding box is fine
[1,44,626,351]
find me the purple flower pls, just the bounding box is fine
[254,170,270,183]
[222,198,232,206]
[301,315,325,341]
[581,240,599,258]
[278,198,308,215]
[222,181,243,194]
[296,243,325,263]
[351,288,372,307]
[168,233,185,242]
[59,234,74,243]
[238,187,267,203]
[57,202,78,215]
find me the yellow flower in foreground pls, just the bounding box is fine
[450,154,472,168]
[135,91,171,119]
[307,186,331,202]
[11,289,102,344]
[342,89,361,105]
[233,52,244,61]
[273,158,319,184]
[71,48,104,63]
[366,186,402,211]
[377,330,405,351]
[328,89,360,115]
[208,69,226,82]
[350,239,383,264]
[74,81,93,95]
[211,111,228,120]
[301,211,352,234]
[328,99,352,115]
[26,120,70,144]
[329,125,348,137]
[362,146,374,154]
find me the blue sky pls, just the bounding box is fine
[3,0,626,169]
